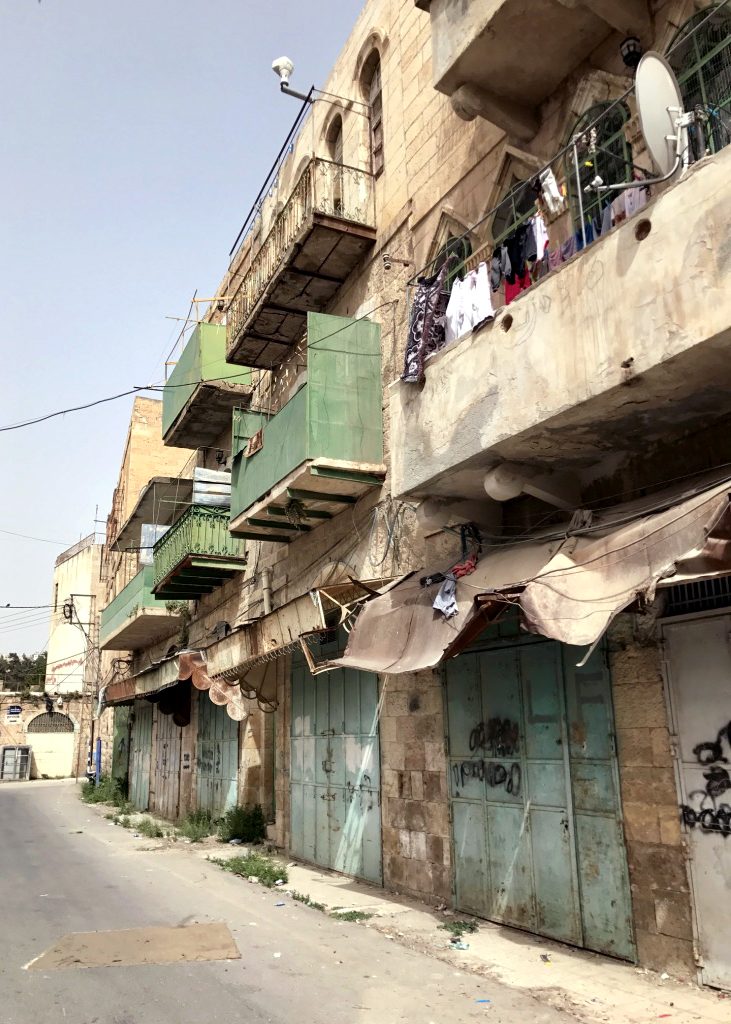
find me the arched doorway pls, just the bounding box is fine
[26,711,75,779]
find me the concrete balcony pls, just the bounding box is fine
[390,146,731,503]
[162,323,251,450]
[226,158,377,369]
[416,0,650,139]
[229,313,385,542]
[99,566,183,652]
[152,505,247,599]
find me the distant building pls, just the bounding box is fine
[45,533,102,696]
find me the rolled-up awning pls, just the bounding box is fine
[327,542,556,674]
[326,477,731,674]
[520,477,731,646]
[99,677,136,709]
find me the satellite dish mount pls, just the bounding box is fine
[584,51,695,197]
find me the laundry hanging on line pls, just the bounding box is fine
[445,261,495,344]
[401,260,451,384]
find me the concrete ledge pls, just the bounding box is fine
[391,146,731,500]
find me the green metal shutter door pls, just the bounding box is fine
[196,698,239,818]
[446,637,634,958]
[111,707,131,787]
[290,654,382,884]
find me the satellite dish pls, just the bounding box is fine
[635,51,686,178]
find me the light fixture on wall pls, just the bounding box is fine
[620,36,643,71]
[270,54,370,111]
[272,56,312,103]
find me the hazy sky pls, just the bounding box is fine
[0,0,364,654]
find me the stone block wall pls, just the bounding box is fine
[379,669,451,903]
[608,615,695,979]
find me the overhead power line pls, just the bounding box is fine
[0,604,53,610]
[0,302,395,434]
[0,528,72,546]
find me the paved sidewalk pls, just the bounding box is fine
[81,790,729,1024]
[214,852,729,1024]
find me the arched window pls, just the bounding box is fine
[326,115,345,215]
[27,712,74,733]
[361,51,384,176]
[668,6,731,156]
[491,177,535,243]
[565,102,632,230]
[326,114,344,164]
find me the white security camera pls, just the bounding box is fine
[272,56,295,87]
[585,174,604,192]
[382,253,393,271]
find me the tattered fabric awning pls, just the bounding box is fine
[327,477,731,675]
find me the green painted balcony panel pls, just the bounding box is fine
[152,504,247,599]
[230,313,385,543]
[162,323,252,449]
[226,158,377,369]
[99,566,183,651]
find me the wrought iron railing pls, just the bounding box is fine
[152,505,246,588]
[227,157,375,352]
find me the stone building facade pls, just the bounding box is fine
[95,0,731,993]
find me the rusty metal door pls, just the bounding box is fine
[663,614,731,989]
[446,634,633,959]
[196,697,239,818]
[129,701,153,811]
[152,709,182,820]
[290,655,382,884]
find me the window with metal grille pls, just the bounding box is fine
[565,102,632,231]
[668,6,731,157]
[363,53,384,176]
[664,576,731,617]
[27,711,74,733]
[491,177,536,244]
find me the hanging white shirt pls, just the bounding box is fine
[531,213,550,260]
[445,277,465,343]
[465,261,494,328]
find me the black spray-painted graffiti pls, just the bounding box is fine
[454,718,521,796]
[680,721,731,839]
[452,759,521,796]
[469,717,519,757]
[345,773,376,810]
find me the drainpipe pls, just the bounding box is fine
[261,568,273,616]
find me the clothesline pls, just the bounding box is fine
[401,176,652,386]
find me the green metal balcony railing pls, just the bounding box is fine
[99,565,182,651]
[152,504,247,599]
[162,322,251,449]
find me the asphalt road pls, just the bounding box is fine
[0,780,575,1024]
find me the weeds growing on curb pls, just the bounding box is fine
[136,817,164,839]
[178,810,213,842]
[289,890,326,912]
[330,909,373,922]
[438,920,478,937]
[217,804,266,843]
[209,853,287,888]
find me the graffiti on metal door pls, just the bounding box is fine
[680,720,731,838]
[345,773,376,810]
[452,717,522,796]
